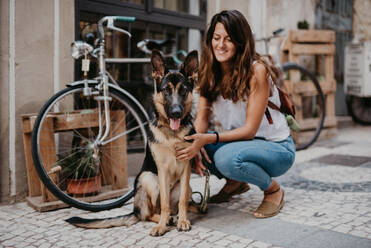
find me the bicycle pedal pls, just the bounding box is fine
[94,96,112,101]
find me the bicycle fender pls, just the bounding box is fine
[67,80,99,87]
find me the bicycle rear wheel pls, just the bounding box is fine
[31,84,147,211]
[347,95,371,125]
[281,63,325,150]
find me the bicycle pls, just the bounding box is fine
[105,38,188,90]
[346,95,371,125]
[31,16,151,212]
[256,29,325,151]
[137,39,187,65]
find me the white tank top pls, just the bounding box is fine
[210,78,290,142]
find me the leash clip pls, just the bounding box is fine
[191,169,210,214]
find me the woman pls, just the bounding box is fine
[176,10,295,218]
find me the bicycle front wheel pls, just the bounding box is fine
[31,84,147,211]
[281,63,326,151]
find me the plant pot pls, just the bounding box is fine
[67,175,102,196]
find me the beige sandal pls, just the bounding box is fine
[254,188,285,218]
[209,183,250,203]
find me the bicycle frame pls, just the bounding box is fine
[71,16,150,147]
[67,78,149,146]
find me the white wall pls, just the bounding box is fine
[0,0,74,203]
[188,0,202,54]
[207,0,316,58]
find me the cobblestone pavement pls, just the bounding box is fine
[1,125,371,248]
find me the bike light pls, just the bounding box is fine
[71,41,94,59]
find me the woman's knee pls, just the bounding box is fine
[213,154,235,178]
[214,140,295,179]
[268,151,295,177]
[213,142,255,177]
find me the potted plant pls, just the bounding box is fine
[58,145,102,196]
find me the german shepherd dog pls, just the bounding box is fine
[66,50,199,237]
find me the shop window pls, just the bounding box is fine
[75,0,205,105]
[119,0,144,5]
[154,0,201,14]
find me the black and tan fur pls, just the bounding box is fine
[66,50,199,237]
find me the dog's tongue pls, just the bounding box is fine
[170,118,181,130]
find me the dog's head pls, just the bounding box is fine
[151,50,198,131]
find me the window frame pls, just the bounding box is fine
[75,0,206,36]
[74,0,205,87]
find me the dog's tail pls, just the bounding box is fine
[65,212,139,229]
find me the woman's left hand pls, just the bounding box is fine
[176,133,212,161]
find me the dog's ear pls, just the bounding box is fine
[151,49,165,83]
[181,50,199,82]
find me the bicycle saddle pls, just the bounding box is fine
[137,39,175,54]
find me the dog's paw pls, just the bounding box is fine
[177,219,191,232]
[150,225,169,236]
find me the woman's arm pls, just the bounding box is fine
[217,62,270,142]
[193,95,210,133]
[177,63,270,161]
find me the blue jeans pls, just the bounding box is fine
[204,136,295,191]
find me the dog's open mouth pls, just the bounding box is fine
[170,118,181,130]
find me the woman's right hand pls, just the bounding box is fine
[193,148,211,177]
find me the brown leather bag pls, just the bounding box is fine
[265,86,295,124]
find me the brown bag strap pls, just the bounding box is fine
[267,100,280,111]
[265,100,282,125]
[265,107,273,125]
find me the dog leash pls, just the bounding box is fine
[191,169,210,214]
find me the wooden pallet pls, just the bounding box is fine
[22,110,129,212]
[281,30,337,144]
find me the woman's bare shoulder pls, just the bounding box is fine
[252,61,267,77]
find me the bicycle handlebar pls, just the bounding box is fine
[255,28,285,42]
[114,16,136,22]
[97,16,135,39]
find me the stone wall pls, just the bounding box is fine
[353,0,371,42]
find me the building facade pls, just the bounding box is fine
[1,0,369,203]
[0,0,205,203]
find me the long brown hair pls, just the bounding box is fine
[198,10,280,103]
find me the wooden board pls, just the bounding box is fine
[101,110,128,189]
[26,186,129,212]
[325,55,335,80]
[53,109,100,131]
[291,44,335,55]
[289,30,336,43]
[326,93,336,117]
[39,118,58,202]
[298,115,337,131]
[21,114,37,133]
[289,79,336,95]
[279,29,337,136]
[22,109,129,210]
[22,116,42,197]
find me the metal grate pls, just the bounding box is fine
[309,154,371,167]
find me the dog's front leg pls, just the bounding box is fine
[150,168,171,236]
[177,162,191,231]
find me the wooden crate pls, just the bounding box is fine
[22,110,129,212]
[281,30,337,144]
